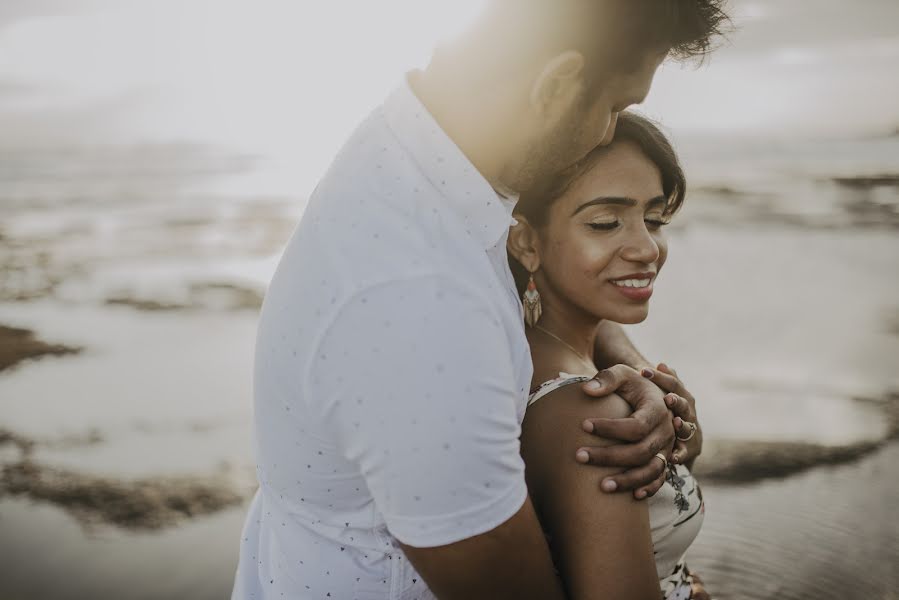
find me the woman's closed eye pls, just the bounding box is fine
[586,220,619,231]
[585,218,670,232]
[644,218,670,231]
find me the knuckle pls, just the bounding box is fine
[640,443,658,464]
[612,364,640,380]
[634,422,652,440]
[595,368,616,384]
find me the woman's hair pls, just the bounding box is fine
[510,111,687,295]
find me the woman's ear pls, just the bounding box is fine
[529,50,585,119]
[507,216,542,273]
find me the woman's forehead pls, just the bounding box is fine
[558,143,664,208]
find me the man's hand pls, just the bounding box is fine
[579,364,675,499]
[641,363,703,469]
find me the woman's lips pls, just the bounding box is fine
[609,275,655,301]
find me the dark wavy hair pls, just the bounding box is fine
[509,111,687,296]
[468,0,730,88]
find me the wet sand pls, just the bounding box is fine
[1,139,898,598]
[695,391,899,483]
[0,325,80,372]
[0,429,242,530]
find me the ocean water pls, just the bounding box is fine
[1,134,898,598]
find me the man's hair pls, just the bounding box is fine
[588,0,730,78]
[470,0,730,85]
[509,111,687,296]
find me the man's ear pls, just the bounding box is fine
[529,50,585,118]
[507,216,542,273]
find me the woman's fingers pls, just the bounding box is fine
[690,586,711,600]
[689,569,710,599]
[673,415,696,440]
[640,366,684,396]
[665,393,695,422]
[657,362,679,378]
[671,441,689,465]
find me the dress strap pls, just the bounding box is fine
[527,372,594,407]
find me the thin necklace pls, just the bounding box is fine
[534,325,595,371]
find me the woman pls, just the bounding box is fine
[508,112,708,600]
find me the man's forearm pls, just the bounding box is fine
[593,321,652,370]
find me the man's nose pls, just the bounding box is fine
[598,113,619,147]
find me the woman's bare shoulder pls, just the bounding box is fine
[526,374,632,429]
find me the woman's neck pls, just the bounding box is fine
[532,308,601,369]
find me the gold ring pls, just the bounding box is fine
[676,421,697,442]
[653,452,668,469]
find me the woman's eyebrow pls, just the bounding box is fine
[571,195,667,217]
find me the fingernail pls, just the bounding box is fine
[584,381,602,393]
[582,420,594,433]
[665,395,675,406]
[601,479,617,492]
[635,490,647,499]
[575,449,589,463]
[674,417,682,428]
[641,368,654,378]
[659,363,669,371]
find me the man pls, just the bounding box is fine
[233,2,726,598]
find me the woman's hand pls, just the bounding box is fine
[688,570,711,600]
[641,364,703,469]
[579,364,675,499]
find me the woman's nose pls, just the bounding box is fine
[620,224,660,263]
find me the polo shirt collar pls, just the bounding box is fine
[382,73,516,249]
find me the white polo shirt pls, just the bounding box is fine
[232,75,533,600]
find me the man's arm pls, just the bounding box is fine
[399,498,566,600]
[310,275,566,596]
[592,320,652,371]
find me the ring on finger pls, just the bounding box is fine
[652,452,668,470]
[676,421,697,442]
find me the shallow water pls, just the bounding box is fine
[691,442,899,600]
[0,499,243,600]
[1,140,898,598]
[1,444,896,600]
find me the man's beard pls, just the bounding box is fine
[510,104,590,194]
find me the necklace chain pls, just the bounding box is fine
[534,325,595,371]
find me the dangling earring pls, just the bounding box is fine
[523,273,542,327]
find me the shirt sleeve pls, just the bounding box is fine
[304,274,528,548]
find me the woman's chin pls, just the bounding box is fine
[605,306,650,325]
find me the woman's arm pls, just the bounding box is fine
[520,385,661,600]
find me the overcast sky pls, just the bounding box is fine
[2,0,898,192]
